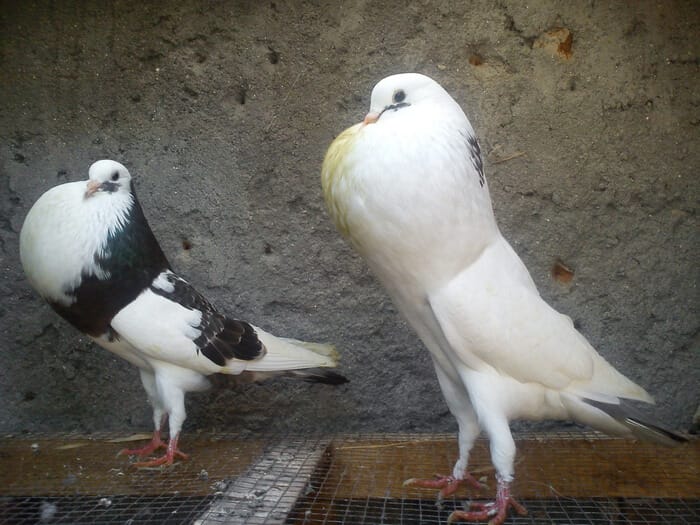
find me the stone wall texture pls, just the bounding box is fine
[1,0,697,437]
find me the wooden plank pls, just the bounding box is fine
[0,435,264,497]
[1,433,696,505]
[323,435,699,500]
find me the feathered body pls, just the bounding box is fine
[323,74,683,522]
[21,160,346,466]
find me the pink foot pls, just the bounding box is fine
[118,430,166,457]
[131,434,189,468]
[447,478,526,524]
[404,473,486,500]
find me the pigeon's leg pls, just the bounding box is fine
[132,432,189,468]
[448,375,526,523]
[404,363,484,500]
[120,370,168,457]
[132,376,189,468]
[404,473,485,500]
[447,475,526,524]
[119,414,167,457]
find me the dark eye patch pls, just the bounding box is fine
[392,89,406,103]
[111,171,119,181]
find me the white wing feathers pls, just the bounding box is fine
[110,289,338,375]
[428,237,653,405]
[110,289,221,372]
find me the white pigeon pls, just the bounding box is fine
[20,159,347,467]
[322,73,684,524]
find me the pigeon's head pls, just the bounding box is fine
[85,160,132,199]
[363,73,449,125]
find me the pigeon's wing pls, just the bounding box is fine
[428,238,652,403]
[110,271,264,374]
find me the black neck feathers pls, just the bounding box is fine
[51,188,170,337]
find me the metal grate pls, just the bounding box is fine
[1,432,697,524]
[288,433,699,524]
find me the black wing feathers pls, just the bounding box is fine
[150,272,265,366]
[460,130,485,188]
[584,398,687,446]
[287,368,349,385]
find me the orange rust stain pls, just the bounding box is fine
[468,53,484,66]
[552,259,575,283]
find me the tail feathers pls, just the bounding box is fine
[283,368,349,385]
[210,368,348,387]
[239,326,342,373]
[584,398,687,447]
[571,350,654,405]
[278,337,340,360]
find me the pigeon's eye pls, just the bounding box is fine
[110,171,120,182]
[392,89,406,104]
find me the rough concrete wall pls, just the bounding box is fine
[1,0,697,437]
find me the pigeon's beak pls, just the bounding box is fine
[85,180,101,198]
[363,111,380,125]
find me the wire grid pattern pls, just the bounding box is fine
[195,438,328,524]
[288,432,699,525]
[289,497,700,525]
[0,431,697,524]
[0,495,214,524]
[0,432,324,525]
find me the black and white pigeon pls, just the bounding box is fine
[20,159,348,467]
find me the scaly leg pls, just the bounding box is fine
[447,476,526,524]
[131,377,190,468]
[404,363,485,501]
[119,429,166,457]
[404,472,486,500]
[132,433,189,468]
[451,371,527,524]
[119,414,168,457]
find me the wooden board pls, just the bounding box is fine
[1,433,696,503]
[0,435,264,497]
[324,435,699,500]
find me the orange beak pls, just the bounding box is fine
[85,180,101,198]
[363,111,380,125]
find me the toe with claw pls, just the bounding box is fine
[447,477,526,524]
[129,433,188,468]
[118,431,166,458]
[404,472,486,500]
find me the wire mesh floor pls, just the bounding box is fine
[0,432,697,524]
